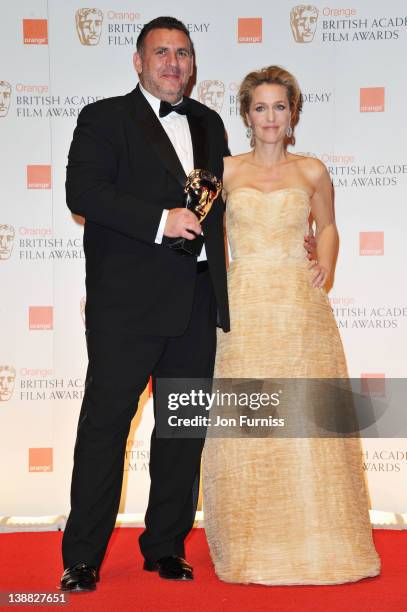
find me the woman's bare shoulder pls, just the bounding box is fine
[297,154,326,173]
[224,152,251,168]
[223,153,251,190]
[291,154,329,183]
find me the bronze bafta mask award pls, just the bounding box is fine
[168,169,222,256]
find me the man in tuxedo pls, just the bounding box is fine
[60,16,230,591]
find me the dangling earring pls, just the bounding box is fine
[246,126,255,148]
[286,126,293,138]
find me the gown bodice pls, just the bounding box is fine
[226,187,311,266]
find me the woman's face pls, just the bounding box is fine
[246,83,291,146]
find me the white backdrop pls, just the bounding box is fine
[1,0,406,521]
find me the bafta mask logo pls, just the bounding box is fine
[0,365,16,402]
[0,81,12,117]
[80,296,86,325]
[198,80,225,114]
[295,151,318,158]
[290,5,319,43]
[75,8,104,46]
[0,224,15,260]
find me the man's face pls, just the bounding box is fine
[0,82,11,117]
[291,7,318,43]
[0,225,15,260]
[200,81,225,113]
[0,367,16,401]
[77,10,103,45]
[134,28,194,103]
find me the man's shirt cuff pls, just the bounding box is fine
[155,209,169,244]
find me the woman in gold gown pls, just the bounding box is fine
[202,66,380,585]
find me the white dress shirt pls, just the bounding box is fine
[139,84,206,261]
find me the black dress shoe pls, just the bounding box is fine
[60,563,98,592]
[143,556,193,581]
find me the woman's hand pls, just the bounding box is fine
[308,260,329,288]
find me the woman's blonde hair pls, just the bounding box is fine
[238,65,302,146]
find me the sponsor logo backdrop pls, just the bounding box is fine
[0,0,406,518]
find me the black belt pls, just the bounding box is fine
[197,260,209,274]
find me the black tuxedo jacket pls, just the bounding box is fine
[66,85,230,335]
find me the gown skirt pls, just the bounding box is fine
[202,188,381,585]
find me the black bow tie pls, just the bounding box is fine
[159,99,190,118]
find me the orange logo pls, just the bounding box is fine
[29,306,53,330]
[238,18,262,43]
[23,19,48,45]
[0,224,15,260]
[0,81,12,117]
[27,165,51,189]
[0,365,16,402]
[290,5,319,43]
[361,373,385,398]
[29,448,53,472]
[360,87,385,112]
[75,8,104,45]
[197,80,225,113]
[359,232,384,256]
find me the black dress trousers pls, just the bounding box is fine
[62,269,217,569]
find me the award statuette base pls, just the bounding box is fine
[163,233,204,257]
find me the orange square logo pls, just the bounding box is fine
[29,448,53,472]
[360,87,384,112]
[238,18,262,43]
[27,165,51,189]
[23,19,48,45]
[359,232,384,256]
[29,306,53,330]
[361,373,385,397]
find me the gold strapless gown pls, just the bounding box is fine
[202,188,380,585]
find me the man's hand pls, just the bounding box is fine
[164,208,202,240]
[304,232,317,260]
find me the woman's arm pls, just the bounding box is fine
[308,160,338,288]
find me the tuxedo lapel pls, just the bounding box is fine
[187,113,208,170]
[125,86,186,188]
